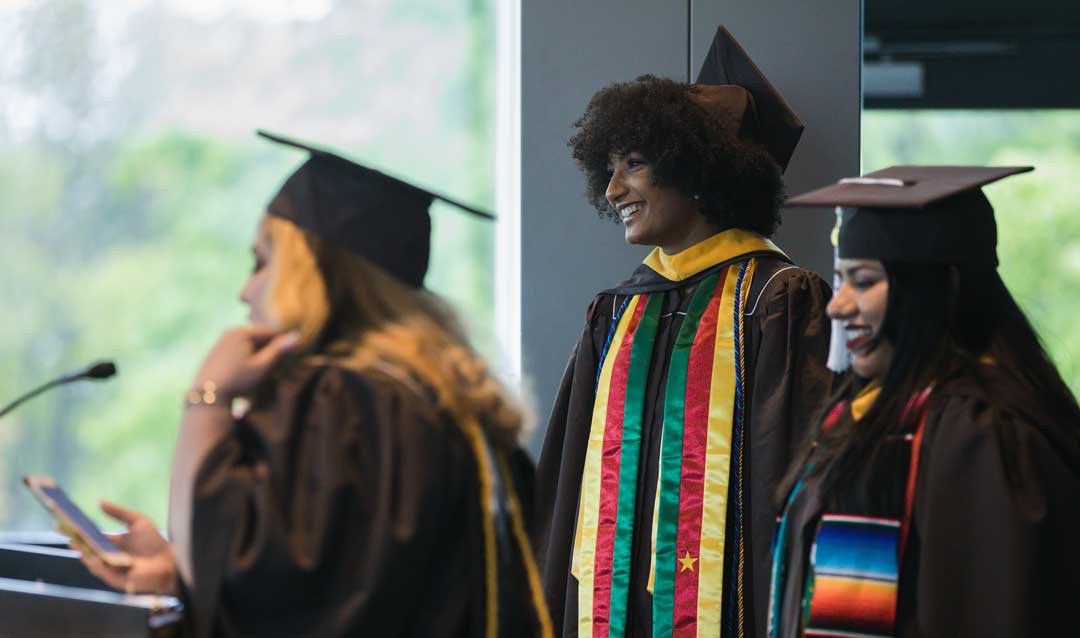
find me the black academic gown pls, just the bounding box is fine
[537,249,832,637]
[772,370,1080,637]
[183,362,547,638]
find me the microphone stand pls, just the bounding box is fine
[0,362,117,419]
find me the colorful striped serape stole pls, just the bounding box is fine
[573,259,756,638]
[804,515,900,638]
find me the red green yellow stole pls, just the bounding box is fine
[573,230,785,638]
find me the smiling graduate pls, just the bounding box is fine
[768,166,1080,637]
[535,26,833,638]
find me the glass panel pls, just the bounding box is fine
[0,0,495,531]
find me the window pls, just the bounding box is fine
[862,110,1080,397]
[0,0,497,530]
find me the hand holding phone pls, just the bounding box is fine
[23,475,132,568]
[23,476,178,595]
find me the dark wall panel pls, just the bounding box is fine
[691,0,862,278]
[521,0,688,447]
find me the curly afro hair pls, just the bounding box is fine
[568,74,786,237]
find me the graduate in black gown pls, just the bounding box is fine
[536,27,832,638]
[71,131,552,637]
[769,166,1080,637]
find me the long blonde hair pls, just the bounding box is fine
[263,215,526,447]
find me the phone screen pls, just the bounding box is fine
[40,485,121,554]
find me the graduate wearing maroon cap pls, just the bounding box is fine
[769,166,1080,637]
[535,26,833,638]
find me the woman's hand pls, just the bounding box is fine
[192,325,300,400]
[67,501,179,596]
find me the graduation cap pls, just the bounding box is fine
[258,130,493,288]
[692,25,804,172]
[787,165,1034,267]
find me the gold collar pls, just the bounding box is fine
[850,381,881,422]
[642,229,786,282]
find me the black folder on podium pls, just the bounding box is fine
[0,542,183,637]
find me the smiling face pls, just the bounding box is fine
[828,258,894,381]
[604,152,717,254]
[239,216,277,327]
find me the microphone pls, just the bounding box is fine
[82,361,117,380]
[0,360,118,419]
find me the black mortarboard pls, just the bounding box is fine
[258,130,493,288]
[692,25,804,172]
[787,165,1033,266]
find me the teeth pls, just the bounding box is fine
[620,203,642,219]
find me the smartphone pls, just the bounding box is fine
[23,475,132,568]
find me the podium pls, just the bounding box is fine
[0,542,183,637]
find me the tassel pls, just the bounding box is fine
[827,206,850,372]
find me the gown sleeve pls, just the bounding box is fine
[745,265,833,634]
[899,393,1080,637]
[748,266,834,460]
[184,365,474,638]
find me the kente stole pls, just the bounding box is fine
[573,230,784,638]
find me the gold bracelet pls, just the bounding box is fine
[184,380,229,409]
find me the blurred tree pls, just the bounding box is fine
[0,0,497,530]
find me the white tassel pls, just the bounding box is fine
[827,310,850,372]
[827,206,850,372]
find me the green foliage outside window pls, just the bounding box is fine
[0,0,496,531]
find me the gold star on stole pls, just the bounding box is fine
[678,550,698,573]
